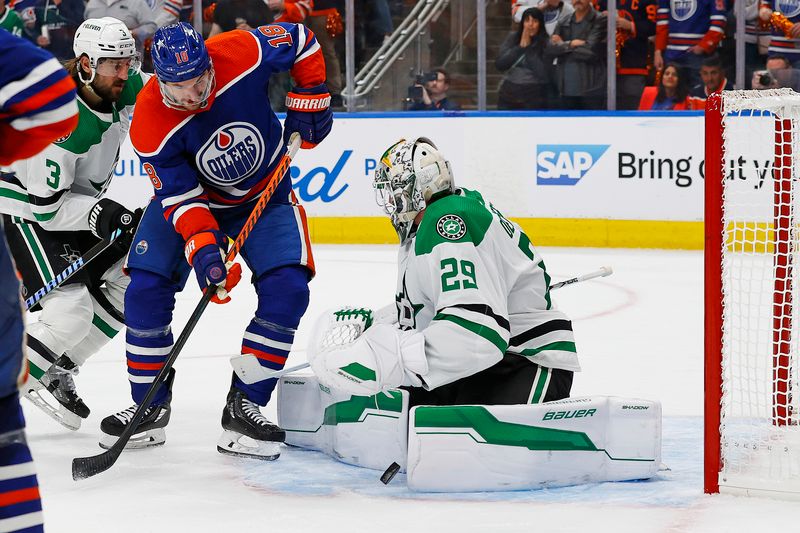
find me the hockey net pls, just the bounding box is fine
[705,89,800,498]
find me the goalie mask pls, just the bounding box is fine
[373,137,454,243]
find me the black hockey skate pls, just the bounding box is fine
[24,355,89,431]
[217,388,284,460]
[99,370,174,450]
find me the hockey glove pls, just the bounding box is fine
[88,198,143,253]
[284,83,333,149]
[307,307,428,396]
[184,230,242,304]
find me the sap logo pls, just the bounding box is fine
[290,150,351,203]
[196,122,265,186]
[536,144,609,185]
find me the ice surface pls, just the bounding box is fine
[23,246,794,532]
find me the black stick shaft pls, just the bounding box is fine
[25,229,120,310]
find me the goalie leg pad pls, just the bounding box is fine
[277,373,409,471]
[406,396,662,492]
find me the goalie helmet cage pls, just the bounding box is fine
[705,89,800,498]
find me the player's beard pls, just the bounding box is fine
[91,78,126,104]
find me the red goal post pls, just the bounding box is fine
[705,89,800,499]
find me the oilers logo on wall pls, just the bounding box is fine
[196,122,265,186]
[671,0,696,21]
[777,0,800,18]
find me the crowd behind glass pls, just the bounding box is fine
[3,0,799,111]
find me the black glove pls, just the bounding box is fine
[88,199,143,251]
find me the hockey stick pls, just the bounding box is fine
[71,133,302,481]
[231,266,615,385]
[548,265,613,290]
[24,229,122,310]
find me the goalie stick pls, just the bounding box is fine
[71,133,302,481]
[230,266,615,384]
[24,228,122,310]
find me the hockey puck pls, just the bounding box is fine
[380,462,401,485]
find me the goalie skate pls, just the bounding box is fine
[217,389,284,460]
[22,356,89,431]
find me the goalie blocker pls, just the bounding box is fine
[278,374,662,492]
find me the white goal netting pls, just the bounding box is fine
[716,89,800,496]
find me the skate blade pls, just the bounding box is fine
[99,428,166,450]
[216,430,280,460]
[22,386,81,431]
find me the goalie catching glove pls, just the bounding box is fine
[184,229,242,304]
[307,307,428,396]
[284,83,333,149]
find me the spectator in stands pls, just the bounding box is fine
[743,0,767,88]
[548,0,607,110]
[208,0,273,36]
[369,0,393,45]
[536,0,573,36]
[654,0,726,89]
[84,0,157,51]
[688,54,732,109]
[760,1,800,68]
[407,67,461,111]
[496,7,553,109]
[0,0,26,37]
[751,55,800,90]
[597,0,657,110]
[150,0,190,29]
[638,63,691,110]
[307,0,345,107]
[26,0,84,59]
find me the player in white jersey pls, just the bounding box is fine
[309,137,579,406]
[0,17,148,430]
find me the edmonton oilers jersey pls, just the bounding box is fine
[656,0,726,61]
[130,24,325,241]
[765,0,800,59]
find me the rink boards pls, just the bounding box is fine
[106,111,779,249]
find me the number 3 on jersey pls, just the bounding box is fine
[440,258,478,292]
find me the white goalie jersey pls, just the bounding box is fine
[396,188,580,389]
[0,71,148,230]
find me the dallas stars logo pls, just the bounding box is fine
[60,244,81,264]
[396,275,423,330]
[436,214,467,241]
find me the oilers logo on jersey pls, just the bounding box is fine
[776,0,800,19]
[196,122,266,185]
[671,0,697,21]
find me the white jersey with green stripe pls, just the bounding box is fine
[396,188,579,390]
[0,71,149,230]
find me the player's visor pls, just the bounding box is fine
[96,55,141,77]
[159,66,215,111]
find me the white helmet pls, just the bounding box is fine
[373,137,454,243]
[73,17,138,84]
